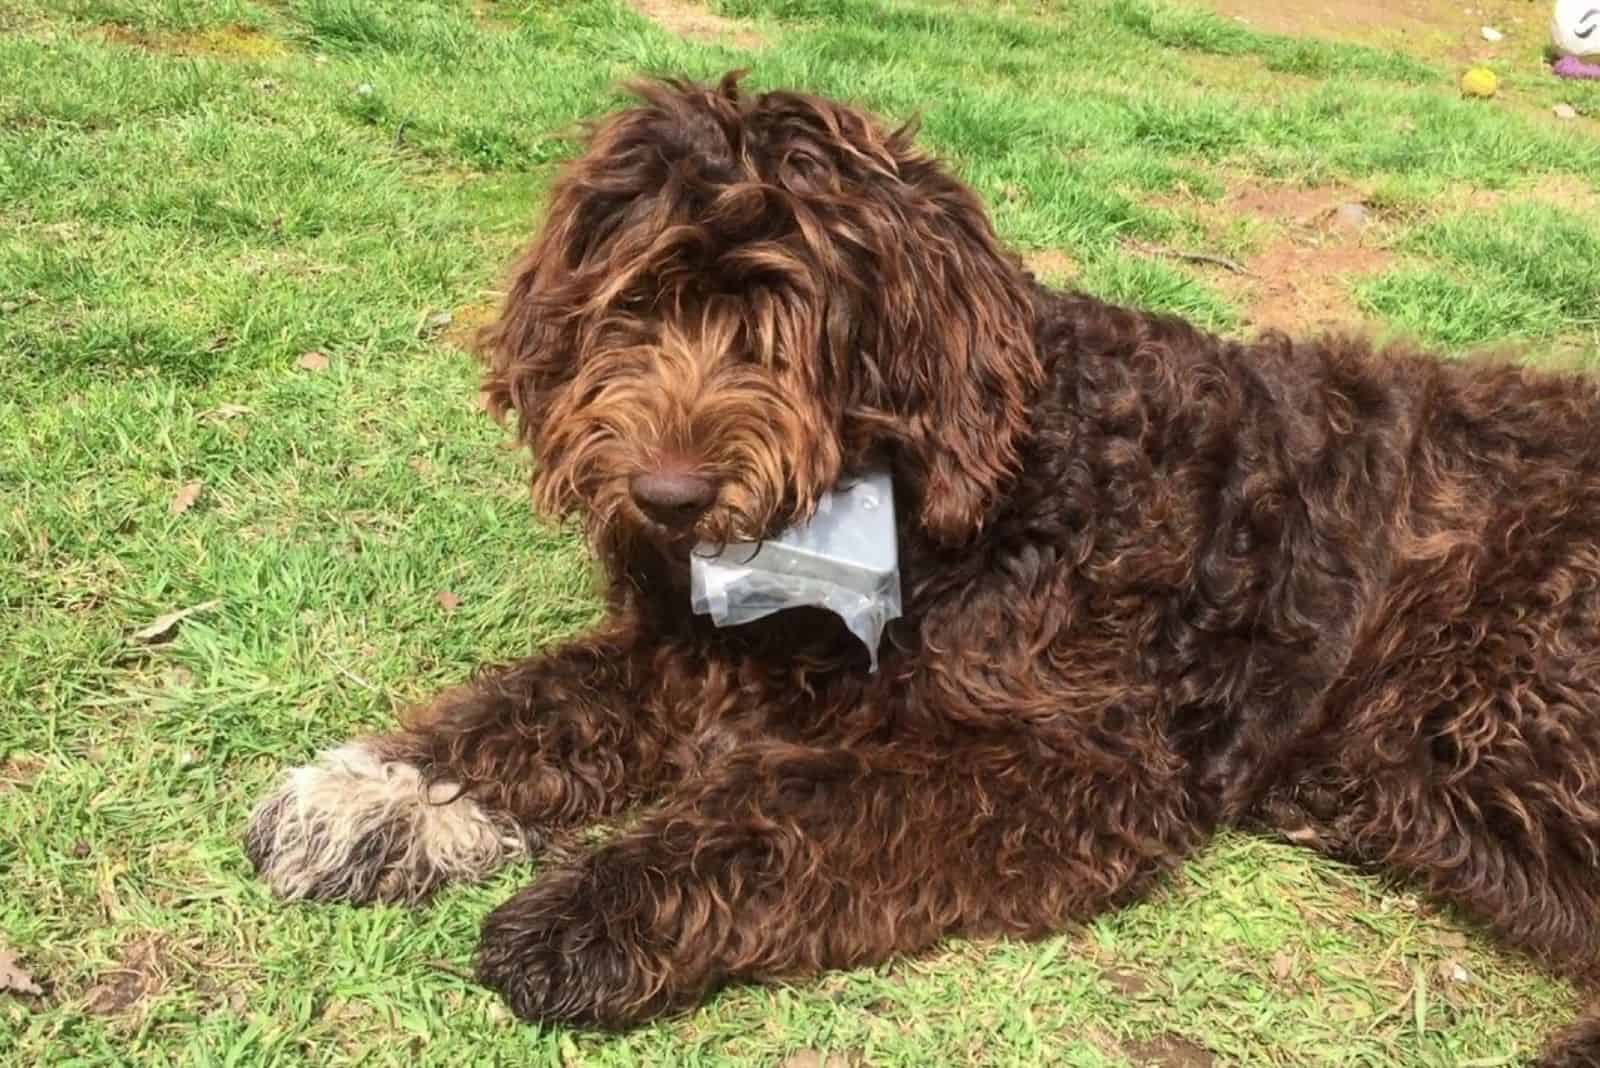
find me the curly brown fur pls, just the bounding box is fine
[246,73,1600,1064]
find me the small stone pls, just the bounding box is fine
[1480,26,1503,42]
[1554,103,1579,120]
[1332,202,1371,231]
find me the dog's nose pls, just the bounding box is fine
[629,471,718,528]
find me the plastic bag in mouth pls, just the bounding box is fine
[689,469,901,671]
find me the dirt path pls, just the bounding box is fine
[1201,0,1536,56]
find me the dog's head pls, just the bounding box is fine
[480,73,1041,559]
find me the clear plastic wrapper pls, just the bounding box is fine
[690,469,901,670]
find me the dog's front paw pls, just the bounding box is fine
[475,856,694,1029]
[245,742,529,904]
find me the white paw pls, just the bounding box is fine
[245,742,527,903]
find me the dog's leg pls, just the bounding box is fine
[1267,625,1600,1067]
[1537,1012,1600,1068]
[245,629,707,904]
[474,740,1202,1028]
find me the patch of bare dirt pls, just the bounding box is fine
[468,0,519,31]
[1526,173,1600,213]
[1127,1034,1217,1068]
[94,25,152,51]
[631,0,766,49]
[1243,239,1392,334]
[1225,182,1361,228]
[1152,179,1394,334]
[442,299,501,353]
[1022,248,1080,283]
[1205,0,1440,40]
[92,23,287,59]
[1200,0,1533,58]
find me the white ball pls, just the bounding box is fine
[1552,0,1600,56]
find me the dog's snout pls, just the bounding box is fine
[630,471,718,527]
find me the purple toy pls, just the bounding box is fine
[1554,54,1600,79]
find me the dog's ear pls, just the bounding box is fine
[755,91,1041,545]
[475,75,750,468]
[830,129,1042,548]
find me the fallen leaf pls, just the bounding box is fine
[296,351,329,371]
[779,1054,822,1068]
[1330,995,1373,1021]
[1271,951,1295,981]
[417,309,453,337]
[1103,967,1152,997]
[169,481,203,515]
[778,1053,851,1068]
[435,591,461,612]
[0,946,43,997]
[132,599,221,643]
[84,939,164,1016]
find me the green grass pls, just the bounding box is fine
[2,0,1597,1063]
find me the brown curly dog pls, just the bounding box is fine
[246,73,1600,1064]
